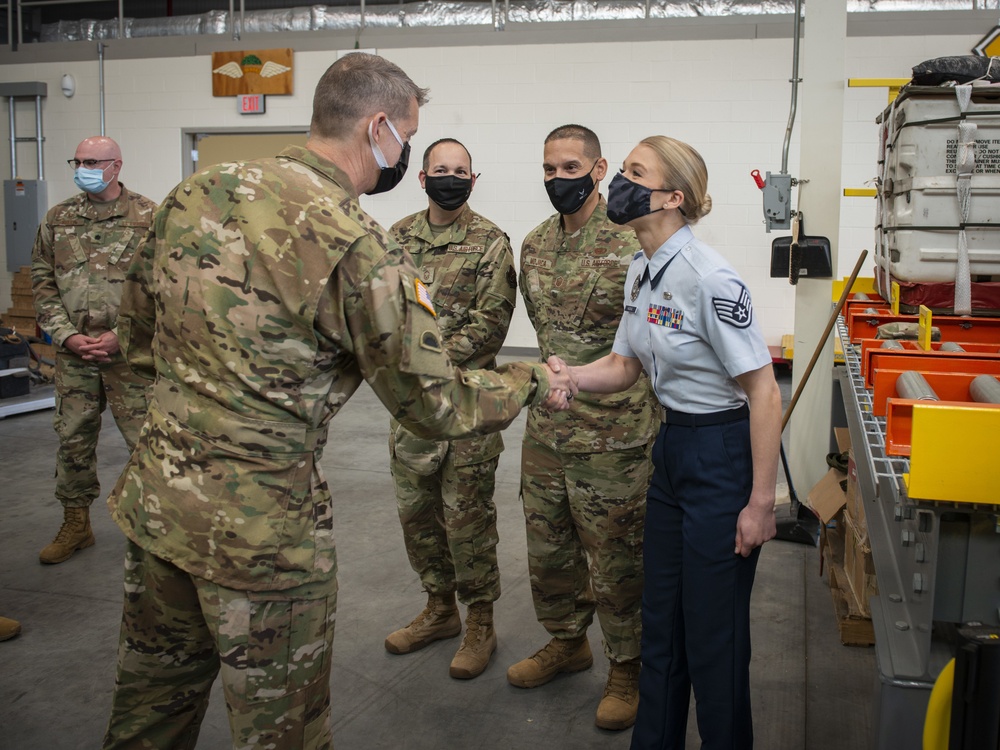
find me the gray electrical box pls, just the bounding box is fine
[762,172,792,232]
[4,179,47,272]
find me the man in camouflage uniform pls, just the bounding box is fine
[384,138,516,680]
[101,53,575,750]
[508,124,657,731]
[30,136,155,565]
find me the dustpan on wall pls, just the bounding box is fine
[770,213,832,283]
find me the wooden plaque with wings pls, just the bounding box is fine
[212,49,293,96]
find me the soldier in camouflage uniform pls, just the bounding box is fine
[508,124,657,731]
[384,138,517,680]
[100,53,575,750]
[30,136,156,565]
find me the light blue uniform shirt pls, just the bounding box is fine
[612,224,772,414]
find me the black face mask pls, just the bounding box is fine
[368,141,410,195]
[425,174,473,211]
[607,171,669,225]
[544,162,598,215]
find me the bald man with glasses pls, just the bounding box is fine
[31,136,157,565]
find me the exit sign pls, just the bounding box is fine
[238,94,265,114]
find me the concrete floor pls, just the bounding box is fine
[0,368,875,749]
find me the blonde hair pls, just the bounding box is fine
[639,136,712,224]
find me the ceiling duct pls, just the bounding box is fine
[38,0,997,42]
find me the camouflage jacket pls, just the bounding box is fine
[389,205,517,466]
[109,145,553,591]
[520,196,656,453]
[30,185,157,348]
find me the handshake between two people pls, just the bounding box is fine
[539,355,578,411]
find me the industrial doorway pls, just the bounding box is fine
[183,129,309,176]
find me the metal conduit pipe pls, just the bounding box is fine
[896,371,939,401]
[780,0,802,174]
[97,41,105,135]
[939,342,965,352]
[34,93,43,179]
[969,374,1000,404]
[8,98,16,176]
[880,340,905,350]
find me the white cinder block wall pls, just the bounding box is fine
[0,25,983,348]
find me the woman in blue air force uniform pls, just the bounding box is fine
[557,135,782,750]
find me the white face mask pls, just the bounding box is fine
[368,117,404,168]
[366,118,410,195]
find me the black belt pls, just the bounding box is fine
[660,403,749,427]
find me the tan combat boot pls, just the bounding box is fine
[39,506,95,565]
[449,602,497,679]
[506,635,593,688]
[0,616,21,642]
[595,659,641,730]
[384,593,461,655]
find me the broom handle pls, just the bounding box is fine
[781,249,869,434]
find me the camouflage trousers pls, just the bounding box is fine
[519,434,650,662]
[54,352,148,508]
[390,436,501,606]
[103,541,336,750]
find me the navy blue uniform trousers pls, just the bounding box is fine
[630,411,760,750]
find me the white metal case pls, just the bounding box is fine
[876,86,1000,290]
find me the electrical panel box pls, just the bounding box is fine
[4,179,47,272]
[762,172,792,232]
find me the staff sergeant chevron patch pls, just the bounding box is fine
[712,284,753,328]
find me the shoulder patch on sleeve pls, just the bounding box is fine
[506,265,517,290]
[420,330,443,352]
[414,278,436,317]
[712,284,753,329]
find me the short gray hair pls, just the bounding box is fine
[311,52,430,139]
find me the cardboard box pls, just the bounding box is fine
[844,449,866,545]
[820,516,875,646]
[808,468,847,524]
[834,427,851,455]
[843,511,878,617]
[807,428,852,524]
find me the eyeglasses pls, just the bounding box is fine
[67,158,114,169]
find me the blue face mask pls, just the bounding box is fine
[74,166,111,194]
